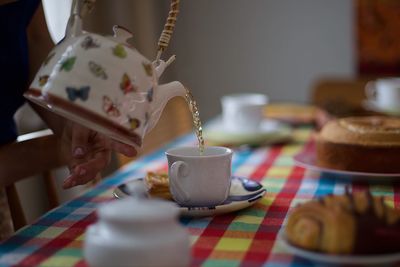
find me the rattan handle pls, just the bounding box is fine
[71,0,96,17]
[156,0,180,62]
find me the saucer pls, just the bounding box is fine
[363,100,400,116]
[204,117,292,146]
[293,152,400,182]
[278,231,400,266]
[263,103,317,125]
[113,176,266,217]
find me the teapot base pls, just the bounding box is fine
[25,88,142,148]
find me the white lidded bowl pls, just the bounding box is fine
[84,198,191,267]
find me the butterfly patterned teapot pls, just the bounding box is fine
[25,0,185,148]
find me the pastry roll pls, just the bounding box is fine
[144,172,173,200]
[285,191,400,254]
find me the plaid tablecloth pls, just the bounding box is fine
[0,126,399,267]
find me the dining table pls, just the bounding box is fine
[0,123,399,267]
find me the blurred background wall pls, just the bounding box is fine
[170,0,355,120]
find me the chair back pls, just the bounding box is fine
[310,77,372,117]
[0,129,68,235]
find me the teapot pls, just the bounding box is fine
[24,1,186,148]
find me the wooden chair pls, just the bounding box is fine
[118,96,193,166]
[310,77,378,117]
[0,129,69,234]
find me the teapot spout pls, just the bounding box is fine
[146,81,186,133]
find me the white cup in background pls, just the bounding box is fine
[166,146,232,207]
[221,93,268,132]
[366,78,400,110]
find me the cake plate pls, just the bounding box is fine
[293,152,400,182]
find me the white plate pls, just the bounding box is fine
[278,231,400,266]
[113,176,266,217]
[204,117,292,146]
[363,100,400,116]
[293,152,400,182]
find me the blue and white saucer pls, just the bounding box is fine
[113,176,266,217]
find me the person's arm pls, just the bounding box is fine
[26,3,137,188]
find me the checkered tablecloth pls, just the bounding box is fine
[1,126,399,267]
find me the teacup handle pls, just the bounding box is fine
[365,81,377,100]
[169,161,190,203]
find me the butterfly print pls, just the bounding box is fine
[120,73,136,94]
[81,36,100,50]
[89,61,107,80]
[142,62,153,76]
[39,75,49,86]
[146,88,154,102]
[60,57,76,72]
[66,86,90,102]
[44,52,55,66]
[128,117,140,130]
[102,96,120,117]
[113,44,127,58]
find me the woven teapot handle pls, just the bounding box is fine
[156,0,180,62]
[71,0,96,17]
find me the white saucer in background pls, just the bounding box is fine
[363,100,400,116]
[204,117,292,146]
[113,176,266,218]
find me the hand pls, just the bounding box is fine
[62,122,138,189]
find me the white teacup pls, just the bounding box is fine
[366,78,400,110]
[221,93,268,132]
[165,146,232,207]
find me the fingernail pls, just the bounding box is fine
[63,179,71,188]
[73,147,85,157]
[78,168,86,176]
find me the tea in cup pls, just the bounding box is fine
[221,93,268,132]
[165,146,232,207]
[366,78,400,110]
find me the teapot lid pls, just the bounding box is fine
[98,198,179,223]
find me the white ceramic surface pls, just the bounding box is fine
[221,93,268,133]
[84,198,190,267]
[113,176,266,217]
[279,231,400,266]
[293,152,400,182]
[165,146,233,207]
[363,99,400,117]
[205,117,292,146]
[366,78,400,110]
[25,8,186,148]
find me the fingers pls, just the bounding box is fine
[63,123,139,189]
[94,132,138,157]
[109,141,137,157]
[71,124,91,158]
[63,150,111,189]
